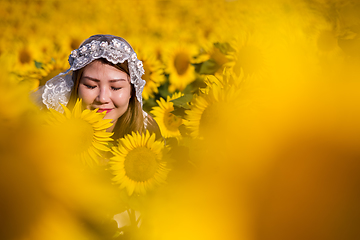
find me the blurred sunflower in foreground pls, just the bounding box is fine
[225,32,273,78]
[151,92,184,139]
[184,74,243,139]
[0,74,37,122]
[46,99,114,166]
[110,130,170,196]
[0,71,121,240]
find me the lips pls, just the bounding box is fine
[97,108,113,113]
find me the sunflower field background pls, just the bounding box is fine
[2,0,360,239]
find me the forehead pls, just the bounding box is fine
[82,60,129,80]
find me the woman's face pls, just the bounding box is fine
[78,60,132,131]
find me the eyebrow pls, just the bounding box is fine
[82,76,127,82]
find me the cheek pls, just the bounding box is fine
[112,90,132,106]
[78,87,95,106]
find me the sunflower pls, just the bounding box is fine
[184,79,241,139]
[309,18,346,68]
[10,35,58,74]
[137,50,165,101]
[12,42,38,73]
[46,99,114,166]
[110,130,169,196]
[193,42,230,77]
[0,68,38,123]
[150,92,184,139]
[21,57,69,90]
[163,44,198,93]
[224,32,274,78]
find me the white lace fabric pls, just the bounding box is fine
[38,37,146,113]
[41,72,74,112]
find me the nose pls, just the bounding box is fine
[96,87,110,103]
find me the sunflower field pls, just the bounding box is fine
[2,0,360,239]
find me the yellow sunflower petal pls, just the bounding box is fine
[109,131,169,196]
[60,103,72,119]
[92,141,111,152]
[46,98,114,167]
[72,99,83,118]
[92,119,113,130]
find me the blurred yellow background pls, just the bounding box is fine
[1,0,360,239]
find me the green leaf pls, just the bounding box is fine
[171,105,187,117]
[198,59,219,75]
[158,80,171,98]
[170,94,193,109]
[143,97,157,113]
[34,60,44,69]
[214,42,235,54]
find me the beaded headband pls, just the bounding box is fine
[39,36,145,112]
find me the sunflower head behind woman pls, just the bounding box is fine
[110,130,170,196]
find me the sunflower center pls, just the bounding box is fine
[164,111,182,132]
[19,49,31,64]
[174,52,190,75]
[124,147,158,182]
[236,45,263,75]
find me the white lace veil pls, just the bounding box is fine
[34,34,146,112]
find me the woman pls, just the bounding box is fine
[35,34,161,140]
[33,35,165,235]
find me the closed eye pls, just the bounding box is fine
[84,84,96,89]
[111,87,122,90]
